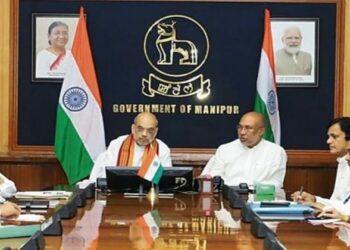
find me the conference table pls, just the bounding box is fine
[42,191,350,250]
[2,191,350,249]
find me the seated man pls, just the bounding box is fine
[0,172,17,201]
[201,111,287,188]
[292,117,350,210]
[89,112,172,182]
[0,173,19,219]
[310,140,350,221]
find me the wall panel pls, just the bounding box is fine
[0,154,337,198]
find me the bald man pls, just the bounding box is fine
[89,112,172,182]
[275,26,312,76]
[201,112,287,188]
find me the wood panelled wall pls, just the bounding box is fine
[0,0,348,199]
[0,152,338,198]
[0,0,10,153]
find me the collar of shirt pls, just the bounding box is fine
[337,155,349,164]
[239,138,265,150]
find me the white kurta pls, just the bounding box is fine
[316,156,350,214]
[0,172,17,202]
[201,139,287,188]
[35,49,72,78]
[89,135,172,182]
[330,156,350,201]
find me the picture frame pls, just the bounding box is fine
[271,18,319,87]
[32,13,80,83]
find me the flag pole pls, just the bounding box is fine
[147,183,158,209]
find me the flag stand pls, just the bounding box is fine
[146,183,159,208]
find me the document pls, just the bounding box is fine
[15,191,72,200]
[0,214,45,238]
[307,218,341,225]
[5,214,46,223]
[258,213,314,221]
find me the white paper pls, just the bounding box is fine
[6,214,45,222]
[307,218,341,225]
[15,191,72,200]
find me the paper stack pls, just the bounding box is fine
[15,191,72,200]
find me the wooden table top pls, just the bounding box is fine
[268,220,350,249]
[45,192,263,250]
[40,191,350,250]
[2,191,350,249]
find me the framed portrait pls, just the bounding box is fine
[271,18,319,87]
[32,14,80,83]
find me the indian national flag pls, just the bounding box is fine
[254,9,281,145]
[136,210,161,246]
[55,7,106,184]
[137,147,163,185]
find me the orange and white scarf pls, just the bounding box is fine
[116,134,159,166]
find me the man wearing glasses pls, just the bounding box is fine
[89,112,172,182]
[201,111,287,189]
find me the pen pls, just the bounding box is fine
[299,186,304,196]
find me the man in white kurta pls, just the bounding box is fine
[0,172,17,202]
[0,173,19,218]
[308,135,350,215]
[315,156,350,210]
[201,112,287,189]
[89,112,172,183]
[89,135,172,182]
[202,139,286,188]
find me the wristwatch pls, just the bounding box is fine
[341,215,350,223]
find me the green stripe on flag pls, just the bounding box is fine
[150,210,162,227]
[254,93,275,143]
[55,105,94,184]
[152,165,164,185]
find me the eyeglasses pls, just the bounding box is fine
[135,125,157,135]
[236,125,256,132]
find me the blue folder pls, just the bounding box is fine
[249,202,314,214]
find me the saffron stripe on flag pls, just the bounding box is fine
[254,9,281,145]
[55,7,105,184]
[137,149,157,177]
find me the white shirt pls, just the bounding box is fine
[201,139,287,188]
[330,156,350,201]
[316,156,350,214]
[0,172,17,202]
[89,135,172,182]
